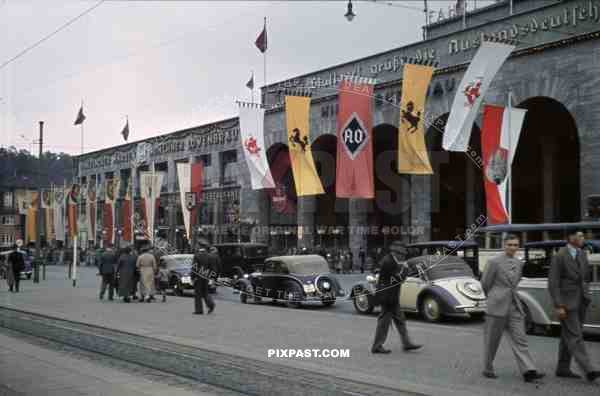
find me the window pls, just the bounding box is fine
[1,216,5,225]
[3,192,13,208]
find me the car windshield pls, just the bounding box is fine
[286,260,329,274]
[163,255,193,273]
[420,262,474,280]
[244,246,268,257]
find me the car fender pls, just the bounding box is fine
[234,279,250,292]
[517,290,552,326]
[280,277,306,299]
[417,285,461,314]
[348,282,376,304]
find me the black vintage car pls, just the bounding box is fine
[214,243,269,279]
[234,254,344,307]
[159,254,216,296]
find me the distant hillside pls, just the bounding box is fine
[0,146,75,189]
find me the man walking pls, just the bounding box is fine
[136,246,157,302]
[116,246,137,303]
[371,241,422,354]
[481,235,544,382]
[7,240,25,293]
[191,242,216,315]
[359,247,366,274]
[98,244,117,301]
[548,230,600,382]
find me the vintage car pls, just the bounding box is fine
[517,244,600,335]
[214,243,269,279]
[406,240,480,278]
[159,254,216,296]
[350,255,487,322]
[234,254,345,307]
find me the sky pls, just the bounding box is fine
[0,0,492,155]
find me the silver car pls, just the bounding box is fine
[517,241,600,335]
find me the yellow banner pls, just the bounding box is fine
[398,64,434,174]
[25,192,38,244]
[45,208,53,241]
[285,96,324,196]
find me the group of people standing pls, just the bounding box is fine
[97,244,167,303]
[370,232,599,384]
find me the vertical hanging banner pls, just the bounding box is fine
[481,104,527,224]
[54,187,65,242]
[177,162,203,240]
[335,80,375,198]
[121,178,132,243]
[86,180,97,244]
[111,178,121,244]
[139,171,165,240]
[285,96,324,196]
[25,191,38,244]
[443,40,515,152]
[238,102,275,189]
[398,63,434,174]
[103,179,115,244]
[67,184,80,239]
[42,189,54,241]
[265,148,296,214]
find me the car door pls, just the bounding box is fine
[586,257,600,326]
[399,263,424,311]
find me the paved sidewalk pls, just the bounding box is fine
[1,267,599,396]
[0,330,237,396]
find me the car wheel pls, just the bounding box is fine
[420,294,442,322]
[284,283,303,309]
[174,282,184,296]
[352,289,374,314]
[232,266,244,279]
[240,285,252,304]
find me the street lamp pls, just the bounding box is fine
[345,0,356,21]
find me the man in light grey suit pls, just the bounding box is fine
[481,235,544,382]
[548,230,600,382]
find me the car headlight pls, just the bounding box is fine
[243,274,249,279]
[456,280,484,299]
[322,281,331,290]
[303,284,316,293]
[181,276,192,284]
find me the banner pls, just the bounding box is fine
[285,96,324,196]
[53,187,66,242]
[67,184,80,239]
[121,178,132,243]
[86,180,97,244]
[238,103,275,189]
[103,179,115,245]
[443,40,515,152]
[139,171,165,241]
[335,80,374,198]
[45,206,53,242]
[111,178,121,244]
[25,191,38,244]
[176,162,203,240]
[481,104,527,224]
[398,64,434,174]
[41,189,52,209]
[265,147,296,214]
[15,189,32,215]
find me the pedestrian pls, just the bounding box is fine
[480,235,545,382]
[191,242,216,314]
[371,241,422,354]
[136,246,157,302]
[97,244,117,301]
[156,259,169,303]
[335,251,343,274]
[359,247,366,274]
[116,246,137,303]
[548,230,600,382]
[7,240,25,293]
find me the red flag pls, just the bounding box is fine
[103,203,113,244]
[335,80,374,198]
[481,105,509,225]
[255,18,267,53]
[121,199,131,243]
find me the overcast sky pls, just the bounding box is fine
[0,0,490,155]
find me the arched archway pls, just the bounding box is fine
[512,97,580,225]
[267,143,297,253]
[312,134,348,249]
[427,113,485,240]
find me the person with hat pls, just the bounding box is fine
[7,240,25,293]
[136,245,157,302]
[548,230,600,382]
[371,241,422,354]
[191,240,216,314]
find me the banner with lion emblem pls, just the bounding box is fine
[397,63,434,175]
[238,102,275,190]
[443,40,515,152]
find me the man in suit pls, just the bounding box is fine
[97,244,117,301]
[7,241,25,293]
[371,241,422,354]
[191,242,217,315]
[481,235,544,382]
[548,230,600,381]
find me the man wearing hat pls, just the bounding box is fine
[548,230,600,382]
[371,241,422,354]
[191,240,216,314]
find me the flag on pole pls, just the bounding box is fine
[335,80,374,198]
[285,96,324,196]
[238,102,275,190]
[176,162,203,240]
[255,18,267,53]
[121,118,130,141]
[442,40,515,152]
[74,105,86,125]
[480,104,526,224]
[397,63,435,174]
[246,72,254,90]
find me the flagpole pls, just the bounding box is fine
[507,89,512,224]
[263,16,267,103]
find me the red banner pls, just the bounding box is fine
[481,105,509,225]
[265,148,295,214]
[67,204,77,239]
[335,80,374,198]
[190,163,203,231]
[121,199,131,243]
[103,202,113,244]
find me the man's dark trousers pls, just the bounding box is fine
[100,274,114,300]
[372,301,410,350]
[11,276,20,293]
[194,278,214,314]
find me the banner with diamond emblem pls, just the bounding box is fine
[335,80,374,198]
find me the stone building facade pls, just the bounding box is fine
[76,0,600,257]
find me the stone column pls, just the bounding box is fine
[297,196,316,249]
[349,198,367,269]
[254,189,270,244]
[411,175,431,243]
